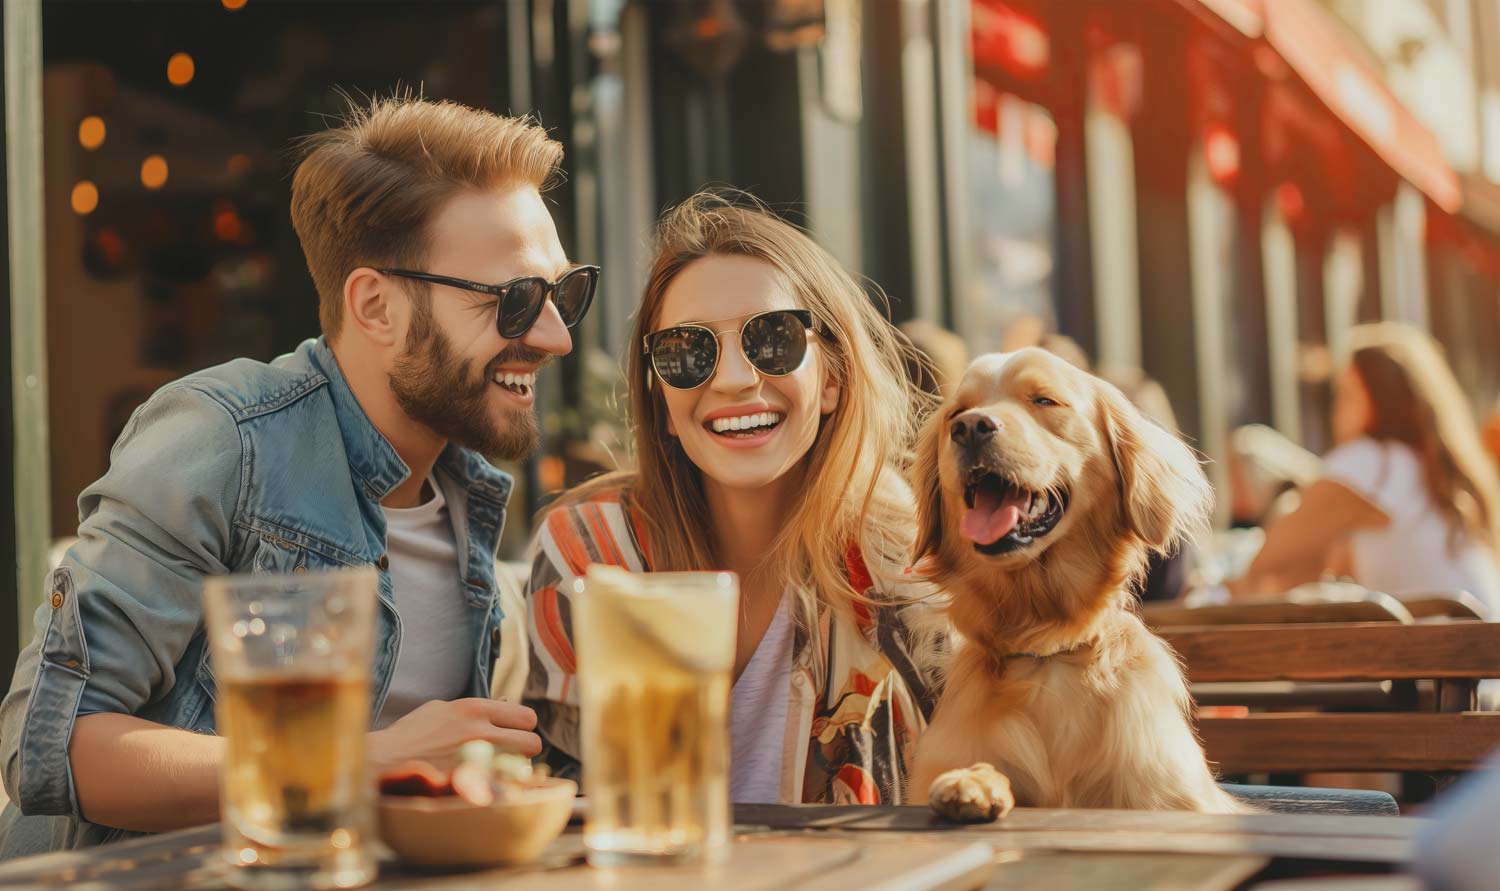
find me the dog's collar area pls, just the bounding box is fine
[999,642,1089,662]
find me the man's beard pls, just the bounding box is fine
[389,325,547,462]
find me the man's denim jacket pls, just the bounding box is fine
[0,338,512,857]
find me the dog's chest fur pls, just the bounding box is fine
[914,612,1239,812]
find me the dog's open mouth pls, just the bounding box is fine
[961,470,1069,555]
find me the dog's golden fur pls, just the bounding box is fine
[909,350,1242,812]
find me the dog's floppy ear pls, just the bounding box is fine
[911,403,948,561]
[1098,384,1212,552]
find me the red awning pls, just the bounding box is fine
[1191,0,1461,213]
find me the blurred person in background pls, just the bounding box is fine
[899,319,968,397]
[1229,323,1500,618]
[1226,423,1322,528]
[1038,332,1092,373]
[522,191,943,805]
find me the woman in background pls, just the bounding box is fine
[1230,323,1500,618]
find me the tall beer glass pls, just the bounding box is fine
[574,565,738,867]
[203,568,378,890]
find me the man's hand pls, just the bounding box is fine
[368,698,541,776]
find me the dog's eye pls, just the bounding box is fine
[1032,395,1060,407]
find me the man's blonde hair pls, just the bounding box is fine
[290,95,563,338]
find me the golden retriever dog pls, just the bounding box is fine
[908,349,1242,815]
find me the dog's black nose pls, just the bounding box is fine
[950,411,1000,447]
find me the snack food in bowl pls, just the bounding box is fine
[378,742,577,868]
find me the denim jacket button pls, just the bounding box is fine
[376,554,390,572]
[50,590,63,609]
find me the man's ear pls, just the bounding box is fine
[343,268,402,349]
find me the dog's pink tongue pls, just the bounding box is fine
[961,486,1029,545]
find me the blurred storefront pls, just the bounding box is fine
[937,0,1500,508]
[9,0,1500,667]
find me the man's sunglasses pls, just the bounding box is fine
[378,265,600,339]
[642,309,824,391]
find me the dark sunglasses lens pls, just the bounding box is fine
[554,269,596,327]
[497,279,548,338]
[742,311,809,376]
[650,327,718,389]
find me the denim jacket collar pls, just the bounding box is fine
[307,338,410,502]
[305,338,512,509]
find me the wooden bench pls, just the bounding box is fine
[1161,623,1500,775]
[1144,588,1487,628]
[1400,590,1488,621]
[1143,594,1415,628]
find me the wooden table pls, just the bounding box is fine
[0,805,1426,891]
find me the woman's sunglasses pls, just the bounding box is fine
[378,265,600,339]
[643,309,823,391]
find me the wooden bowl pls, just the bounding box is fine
[377,777,577,868]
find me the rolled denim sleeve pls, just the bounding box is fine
[0,385,242,818]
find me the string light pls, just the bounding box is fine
[141,155,169,190]
[222,0,248,9]
[167,53,195,87]
[71,181,99,215]
[78,116,106,150]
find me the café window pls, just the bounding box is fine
[959,0,1058,355]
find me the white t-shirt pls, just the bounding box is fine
[375,478,474,728]
[1323,438,1500,619]
[729,594,794,804]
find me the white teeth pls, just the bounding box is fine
[709,411,785,433]
[493,370,537,389]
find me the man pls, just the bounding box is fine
[0,95,596,855]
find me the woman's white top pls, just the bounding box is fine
[729,593,795,803]
[1323,437,1500,618]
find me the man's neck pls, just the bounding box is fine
[330,339,445,508]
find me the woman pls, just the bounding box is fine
[1230,323,1500,618]
[522,191,942,805]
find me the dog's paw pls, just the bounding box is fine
[928,762,1015,823]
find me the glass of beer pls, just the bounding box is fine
[574,565,738,867]
[203,568,378,890]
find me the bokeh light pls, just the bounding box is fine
[70,181,99,215]
[141,155,169,190]
[77,116,106,150]
[166,53,195,87]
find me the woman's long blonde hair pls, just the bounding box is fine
[561,190,933,630]
[1347,322,1500,556]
